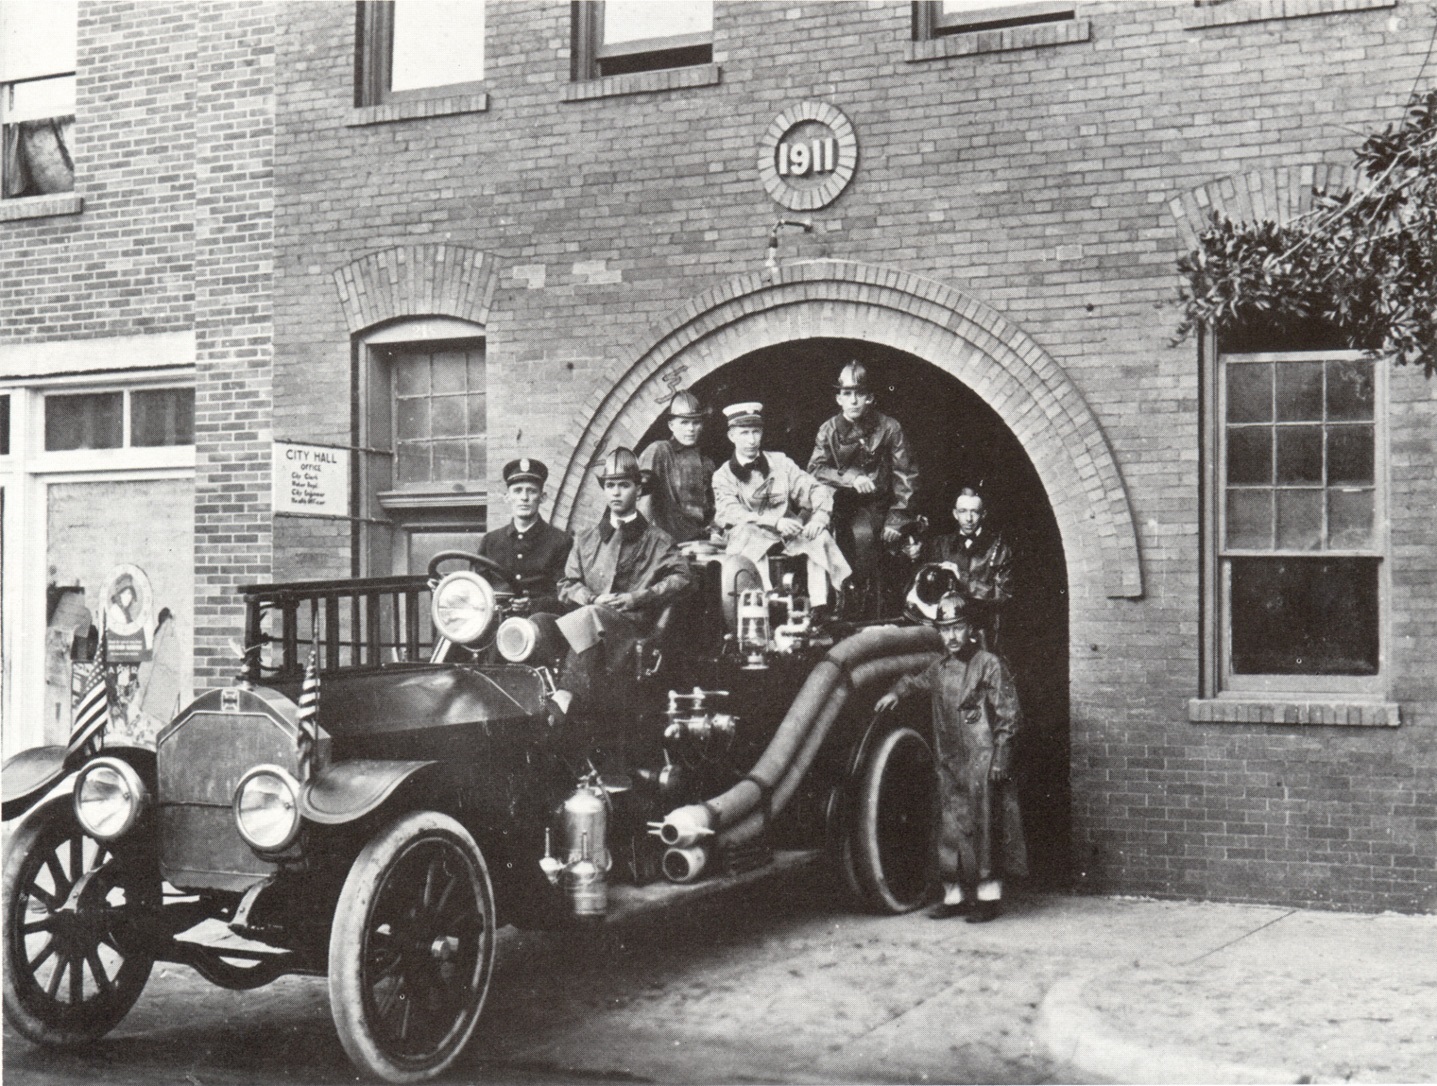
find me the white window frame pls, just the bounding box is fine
[915,0,1075,38]
[572,0,714,82]
[1,0,78,200]
[1,371,196,753]
[1202,341,1389,701]
[355,0,487,108]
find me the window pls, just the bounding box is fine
[43,387,194,452]
[357,330,488,576]
[1,0,77,199]
[392,347,486,487]
[356,0,485,107]
[572,0,713,81]
[1207,348,1386,696]
[0,394,10,455]
[914,0,1074,37]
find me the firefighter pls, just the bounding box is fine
[918,485,1013,651]
[875,590,1027,922]
[554,447,693,708]
[639,389,716,544]
[477,457,572,614]
[712,401,851,608]
[808,360,918,614]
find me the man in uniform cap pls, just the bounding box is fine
[808,360,919,615]
[639,389,716,544]
[712,401,851,607]
[555,447,692,708]
[478,458,572,614]
[876,590,1027,923]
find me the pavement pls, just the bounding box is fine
[4,855,1436,1084]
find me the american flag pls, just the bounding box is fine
[295,643,320,778]
[68,634,110,757]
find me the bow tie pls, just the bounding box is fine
[730,453,770,484]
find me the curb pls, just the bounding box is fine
[1035,973,1306,1085]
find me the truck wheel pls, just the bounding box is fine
[329,811,496,1084]
[851,724,937,914]
[2,797,157,1045]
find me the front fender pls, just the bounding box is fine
[299,759,447,826]
[2,746,76,821]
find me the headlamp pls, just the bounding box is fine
[430,571,497,645]
[496,616,541,663]
[74,757,149,840]
[233,765,302,852]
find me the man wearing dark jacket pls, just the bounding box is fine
[876,591,1026,922]
[477,457,571,614]
[554,447,692,708]
[808,361,918,614]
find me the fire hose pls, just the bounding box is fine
[655,624,941,851]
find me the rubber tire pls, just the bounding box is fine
[2,797,156,1045]
[328,811,496,1084]
[851,724,938,914]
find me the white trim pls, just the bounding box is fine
[0,331,195,379]
[363,317,485,345]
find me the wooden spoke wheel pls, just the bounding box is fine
[851,723,938,914]
[328,811,496,1083]
[2,798,158,1045]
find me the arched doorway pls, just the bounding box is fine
[635,338,1072,884]
[554,260,1144,889]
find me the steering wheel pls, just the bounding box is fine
[427,550,515,588]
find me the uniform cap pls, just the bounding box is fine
[595,447,642,484]
[503,457,548,487]
[835,361,871,393]
[723,402,764,428]
[666,390,708,420]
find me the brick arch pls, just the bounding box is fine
[332,244,501,333]
[1167,159,1356,250]
[552,260,1142,599]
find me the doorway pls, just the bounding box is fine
[636,337,1072,885]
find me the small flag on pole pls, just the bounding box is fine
[69,631,110,758]
[295,636,320,779]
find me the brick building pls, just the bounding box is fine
[2,0,1434,912]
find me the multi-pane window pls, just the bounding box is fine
[392,347,485,487]
[1,0,77,198]
[357,0,485,107]
[914,0,1074,37]
[573,0,713,80]
[43,388,194,452]
[1217,352,1383,686]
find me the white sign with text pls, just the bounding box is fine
[273,441,350,518]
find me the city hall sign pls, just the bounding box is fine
[758,101,857,212]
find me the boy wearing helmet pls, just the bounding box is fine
[876,591,1027,922]
[554,447,693,707]
[639,390,716,544]
[808,361,918,613]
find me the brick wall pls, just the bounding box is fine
[0,1,198,340]
[264,0,1434,911]
[191,3,276,687]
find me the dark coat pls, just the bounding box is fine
[886,646,1027,888]
[476,518,572,611]
[557,512,691,628]
[639,438,715,544]
[807,411,918,534]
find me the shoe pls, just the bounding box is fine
[928,901,969,920]
[966,901,1000,923]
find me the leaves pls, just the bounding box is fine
[1176,89,1437,378]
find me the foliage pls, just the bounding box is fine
[1177,89,1437,377]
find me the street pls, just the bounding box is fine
[5,860,1071,1085]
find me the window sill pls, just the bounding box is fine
[1184,0,1394,29]
[1187,697,1400,727]
[1,193,83,222]
[562,63,721,103]
[347,92,489,127]
[906,18,1089,61]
